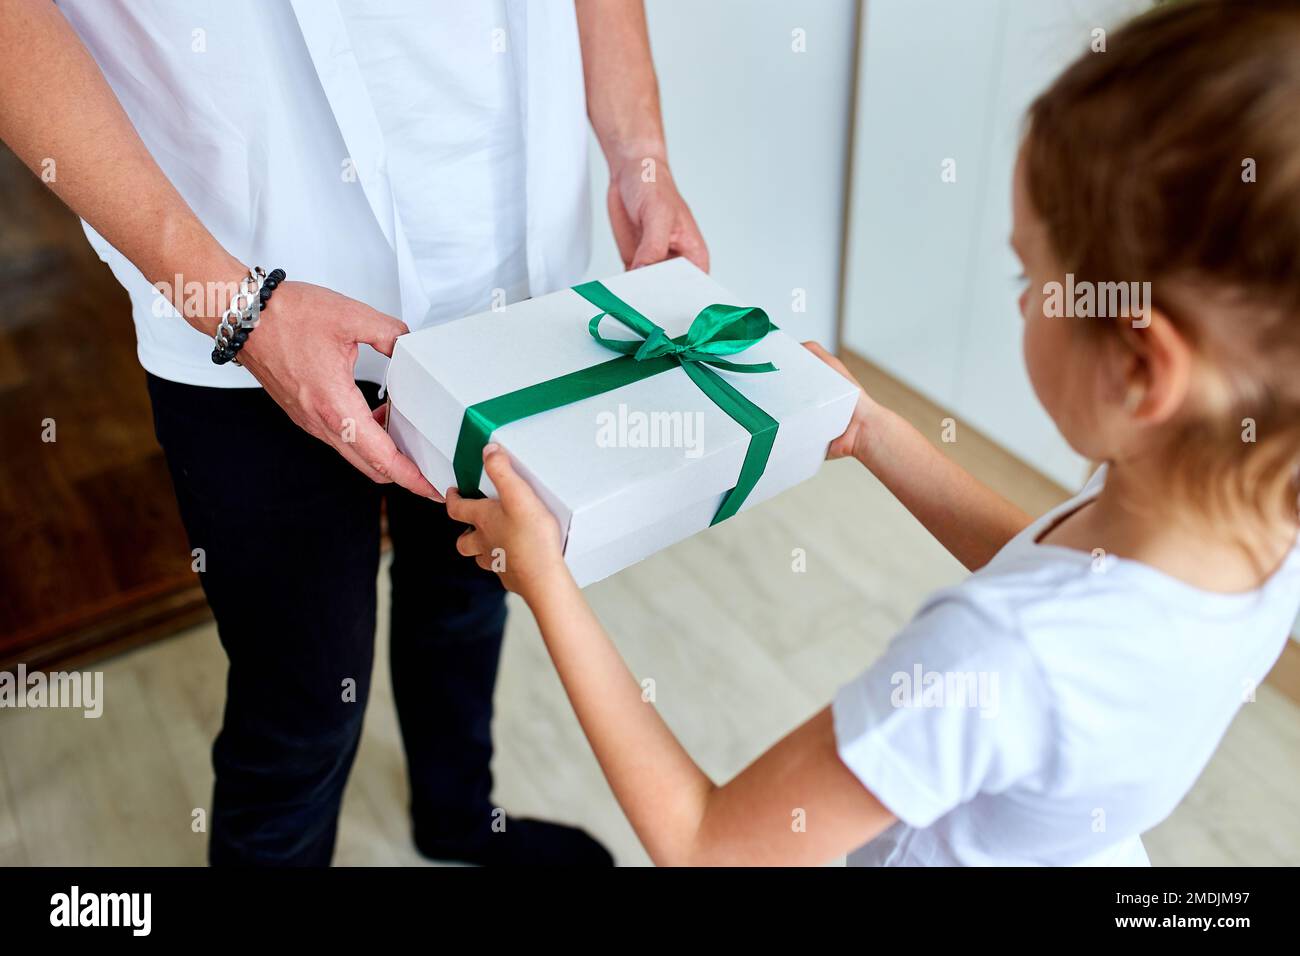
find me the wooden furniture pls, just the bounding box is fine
[0,144,209,671]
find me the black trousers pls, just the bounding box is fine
[146,373,506,866]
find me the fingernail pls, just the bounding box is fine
[483,442,500,458]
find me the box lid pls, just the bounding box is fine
[387,259,858,556]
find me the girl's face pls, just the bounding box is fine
[1011,148,1119,462]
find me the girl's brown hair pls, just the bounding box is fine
[1024,0,1300,520]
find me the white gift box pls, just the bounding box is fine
[386,258,858,586]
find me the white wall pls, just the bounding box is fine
[841,0,1146,488]
[584,0,859,347]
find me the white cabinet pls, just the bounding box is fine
[841,0,1146,488]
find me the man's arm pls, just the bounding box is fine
[575,0,709,271]
[0,0,437,498]
[0,0,240,328]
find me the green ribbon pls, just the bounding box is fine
[452,279,780,526]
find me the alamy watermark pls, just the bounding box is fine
[50,886,150,936]
[596,403,704,459]
[1042,273,1151,328]
[148,274,244,320]
[0,664,103,718]
[890,664,1000,719]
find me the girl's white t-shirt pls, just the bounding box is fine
[834,466,1300,866]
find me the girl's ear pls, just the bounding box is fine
[1115,306,1193,426]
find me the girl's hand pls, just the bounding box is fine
[445,444,569,599]
[802,341,880,462]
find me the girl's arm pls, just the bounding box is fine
[804,343,1032,571]
[528,572,893,866]
[446,449,895,866]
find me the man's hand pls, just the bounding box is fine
[576,0,708,272]
[446,444,568,599]
[239,281,441,500]
[607,154,709,272]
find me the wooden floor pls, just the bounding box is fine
[1,353,1297,866]
[0,144,207,671]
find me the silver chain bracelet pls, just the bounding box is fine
[212,266,268,367]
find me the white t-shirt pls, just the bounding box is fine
[834,466,1300,866]
[336,0,530,320]
[57,0,590,388]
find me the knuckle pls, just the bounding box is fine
[361,442,395,476]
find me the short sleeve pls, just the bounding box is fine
[832,592,1054,828]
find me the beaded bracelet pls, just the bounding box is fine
[211,267,286,366]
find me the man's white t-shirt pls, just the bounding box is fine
[834,466,1300,866]
[336,0,530,319]
[56,0,590,388]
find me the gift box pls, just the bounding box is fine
[385,258,858,586]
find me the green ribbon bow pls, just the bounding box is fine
[452,279,780,526]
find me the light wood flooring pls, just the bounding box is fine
[0,355,1296,866]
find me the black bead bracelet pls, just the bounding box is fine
[211,266,286,366]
